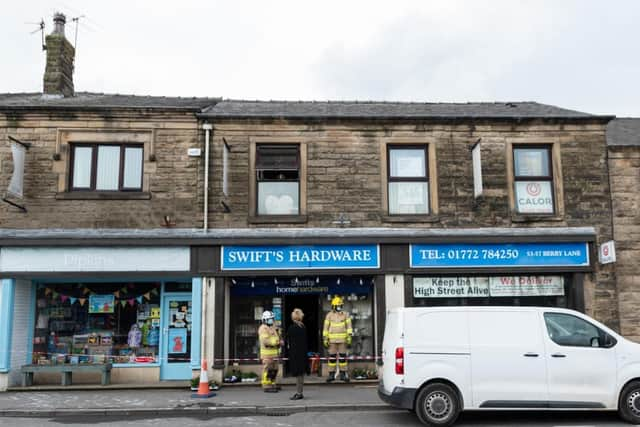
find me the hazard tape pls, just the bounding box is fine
[214,355,381,363]
[20,351,381,364]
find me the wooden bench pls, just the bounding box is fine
[20,363,112,386]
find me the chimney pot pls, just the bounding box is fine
[53,12,66,36]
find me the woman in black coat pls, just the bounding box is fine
[287,308,308,400]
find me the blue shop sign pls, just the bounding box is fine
[410,242,589,268]
[221,244,380,271]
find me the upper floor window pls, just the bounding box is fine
[70,143,143,191]
[256,144,299,215]
[387,145,429,214]
[513,146,554,214]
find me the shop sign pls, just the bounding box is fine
[413,275,565,298]
[489,275,564,297]
[515,181,554,214]
[599,240,616,265]
[0,247,190,272]
[221,244,380,271]
[410,242,589,268]
[414,277,489,298]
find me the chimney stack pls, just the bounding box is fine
[43,12,75,98]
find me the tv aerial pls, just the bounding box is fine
[26,19,46,51]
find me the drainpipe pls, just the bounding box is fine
[201,122,212,369]
[202,123,213,230]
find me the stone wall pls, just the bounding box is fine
[208,119,618,329]
[0,110,203,228]
[608,145,640,340]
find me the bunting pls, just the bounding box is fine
[41,285,160,308]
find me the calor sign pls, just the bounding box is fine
[516,181,553,214]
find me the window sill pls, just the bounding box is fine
[112,362,160,368]
[56,192,151,200]
[511,213,564,223]
[248,215,308,224]
[381,214,440,223]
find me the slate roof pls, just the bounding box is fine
[607,118,640,146]
[0,227,596,246]
[0,92,220,111]
[201,100,611,121]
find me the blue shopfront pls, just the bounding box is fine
[221,244,381,370]
[0,246,202,388]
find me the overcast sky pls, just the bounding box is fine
[2,0,640,116]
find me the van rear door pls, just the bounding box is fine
[381,308,404,393]
[469,310,548,408]
[403,309,472,406]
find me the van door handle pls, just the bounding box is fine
[551,353,566,358]
[523,352,539,357]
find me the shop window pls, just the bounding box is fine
[33,283,161,365]
[256,144,300,215]
[387,145,430,215]
[512,146,555,215]
[411,275,570,308]
[229,277,375,364]
[69,143,143,191]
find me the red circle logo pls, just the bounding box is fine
[526,183,541,196]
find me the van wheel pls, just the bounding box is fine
[619,381,640,424]
[415,383,460,426]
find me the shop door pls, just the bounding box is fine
[283,295,319,375]
[160,294,192,380]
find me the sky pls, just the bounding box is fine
[2,0,640,116]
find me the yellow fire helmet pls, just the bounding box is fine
[331,295,344,307]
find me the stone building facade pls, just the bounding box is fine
[607,118,640,342]
[202,101,617,323]
[0,12,632,389]
[0,95,214,229]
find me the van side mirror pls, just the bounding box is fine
[590,337,600,348]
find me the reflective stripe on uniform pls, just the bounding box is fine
[261,348,279,357]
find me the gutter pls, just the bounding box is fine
[194,114,616,125]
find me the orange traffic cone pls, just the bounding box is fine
[191,359,216,398]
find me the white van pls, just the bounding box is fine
[378,306,640,426]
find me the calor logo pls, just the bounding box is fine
[526,183,541,196]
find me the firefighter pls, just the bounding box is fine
[323,295,353,382]
[258,310,281,392]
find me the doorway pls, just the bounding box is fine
[283,295,320,375]
[160,293,192,380]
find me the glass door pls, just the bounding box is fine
[160,294,192,380]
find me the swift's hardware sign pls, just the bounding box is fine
[221,245,380,270]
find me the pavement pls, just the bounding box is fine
[0,383,391,418]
